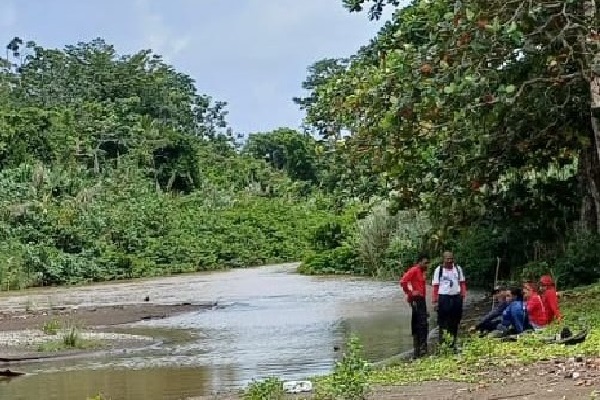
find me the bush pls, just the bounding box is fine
[443,226,505,288]
[355,202,398,276]
[316,335,371,400]
[300,203,432,279]
[298,245,363,275]
[552,232,600,289]
[310,220,346,251]
[243,377,284,400]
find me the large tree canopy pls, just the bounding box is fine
[302,0,600,245]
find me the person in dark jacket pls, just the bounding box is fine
[491,287,528,337]
[474,286,509,336]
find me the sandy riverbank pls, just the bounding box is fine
[0,302,209,363]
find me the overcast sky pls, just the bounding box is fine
[0,0,395,135]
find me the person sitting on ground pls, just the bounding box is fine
[490,287,528,337]
[473,286,509,336]
[539,275,562,324]
[523,282,547,330]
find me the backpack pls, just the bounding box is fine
[437,264,464,283]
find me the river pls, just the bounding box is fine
[0,263,453,400]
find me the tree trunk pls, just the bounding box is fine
[579,143,600,234]
[580,0,600,234]
[587,84,600,234]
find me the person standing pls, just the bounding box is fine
[432,251,466,349]
[400,254,430,358]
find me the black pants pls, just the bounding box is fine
[410,296,428,358]
[476,318,501,335]
[437,294,463,346]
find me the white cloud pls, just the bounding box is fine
[133,0,191,62]
[0,2,17,28]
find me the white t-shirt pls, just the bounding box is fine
[432,265,465,296]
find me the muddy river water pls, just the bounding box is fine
[0,263,450,400]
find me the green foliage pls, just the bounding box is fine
[243,377,284,400]
[87,394,110,400]
[355,202,398,276]
[62,323,80,348]
[42,319,61,335]
[296,0,600,286]
[553,232,600,289]
[243,128,319,183]
[316,335,371,400]
[0,37,346,290]
[521,232,600,289]
[299,245,363,276]
[301,202,431,279]
[371,282,600,385]
[309,220,347,251]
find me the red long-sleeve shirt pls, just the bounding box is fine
[527,293,547,327]
[400,265,426,302]
[542,288,562,324]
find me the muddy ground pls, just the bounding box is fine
[0,302,210,362]
[0,302,211,331]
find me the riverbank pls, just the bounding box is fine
[200,282,600,400]
[0,302,210,363]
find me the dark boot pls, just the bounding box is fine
[413,336,422,359]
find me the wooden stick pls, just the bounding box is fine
[492,257,501,309]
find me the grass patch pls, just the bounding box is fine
[369,283,600,385]
[37,319,105,353]
[42,319,61,335]
[36,338,103,353]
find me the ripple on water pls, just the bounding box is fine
[0,264,453,400]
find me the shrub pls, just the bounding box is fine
[310,220,345,251]
[552,232,600,289]
[316,335,371,400]
[298,245,363,275]
[42,319,61,335]
[243,377,283,400]
[355,202,397,276]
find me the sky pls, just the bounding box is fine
[0,0,394,136]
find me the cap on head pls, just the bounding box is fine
[539,275,554,286]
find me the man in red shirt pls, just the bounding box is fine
[400,254,430,358]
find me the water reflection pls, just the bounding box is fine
[0,367,221,400]
[0,264,458,399]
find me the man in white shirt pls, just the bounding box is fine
[432,251,467,349]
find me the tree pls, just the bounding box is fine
[243,128,319,183]
[0,37,238,192]
[301,0,600,237]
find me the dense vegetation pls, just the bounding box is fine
[2,0,599,292]
[0,38,352,290]
[297,0,600,289]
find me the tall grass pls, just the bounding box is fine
[355,202,431,278]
